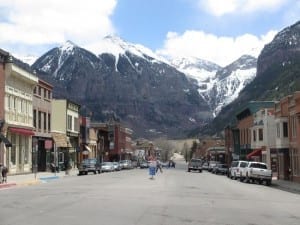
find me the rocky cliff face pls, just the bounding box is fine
[32,38,212,139]
[257,21,300,77]
[200,20,300,136]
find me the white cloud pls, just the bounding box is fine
[0,0,117,55]
[157,30,277,66]
[199,0,288,16]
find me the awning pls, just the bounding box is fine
[52,133,69,148]
[9,127,34,136]
[84,145,92,152]
[0,133,12,147]
[247,149,262,159]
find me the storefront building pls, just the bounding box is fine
[3,59,38,174]
[51,99,80,169]
[32,79,53,172]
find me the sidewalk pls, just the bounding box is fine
[272,178,300,194]
[0,169,78,189]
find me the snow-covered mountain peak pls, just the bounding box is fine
[59,40,77,54]
[171,56,221,72]
[170,56,221,93]
[99,35,167,64]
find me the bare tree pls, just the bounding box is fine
[153,138,175,162]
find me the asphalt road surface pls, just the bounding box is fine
[1,159,300,225]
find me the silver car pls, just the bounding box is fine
[119,160,133,169]
[112,162,121,171]
[101,162,114,172]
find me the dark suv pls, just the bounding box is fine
[78,158,101,175]
[188,158,202,173]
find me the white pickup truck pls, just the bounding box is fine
[240,162,272,186]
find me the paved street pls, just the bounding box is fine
[1,159,300,225]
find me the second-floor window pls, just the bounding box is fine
[283,122,288,138]
[74,117,79,132]
[43,112,47,131]
[33,109,37,128]
[253,130,256,141]
[67,115,72,130]
[259,129,263,141]
[38,111,41,129]
[48,114,51,132]
[276,123,280,138]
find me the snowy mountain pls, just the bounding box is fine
[32,37,211,139]
[96,35,169,71]
[170,57,221,93]
[171,55,257,116]
[204,55,257,116]
[202,20,300,136]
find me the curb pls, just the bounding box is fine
[0,182,17,189]
[18,180,41,186]
[272,183,300,194]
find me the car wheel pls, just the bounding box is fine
[266,180,271,186]
[245,174,250,183]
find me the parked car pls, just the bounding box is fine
[119,160,133,169]
[112,162,121,171]
[213,163,228,175]
[240,161,272,185]
[202,162,209,170]
[208,161,219,172]
[139,161,149,169]
[78,158,101,175]
[188,158,202,173]
[101,162,114,172]
[229,160,248,180]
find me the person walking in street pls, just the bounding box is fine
[156,159,163,173]
[148,155,157,179]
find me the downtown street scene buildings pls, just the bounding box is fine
[223,99,300,183]
[0,49,134,175]
[2,47,300,185]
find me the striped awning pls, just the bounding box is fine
[84,145,92,152]
[52,133,69,148]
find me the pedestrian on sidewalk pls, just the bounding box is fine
[0,164,2,183]
[1,164,8,183]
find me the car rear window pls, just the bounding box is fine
[231,161,238,167]
[250,163,267,169]
[191,159,201,163]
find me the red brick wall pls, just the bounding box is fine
[237,116,253,146]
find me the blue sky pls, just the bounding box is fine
[0,0,299,66]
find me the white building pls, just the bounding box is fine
[4,62,38,174]
[250,108,276,169]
